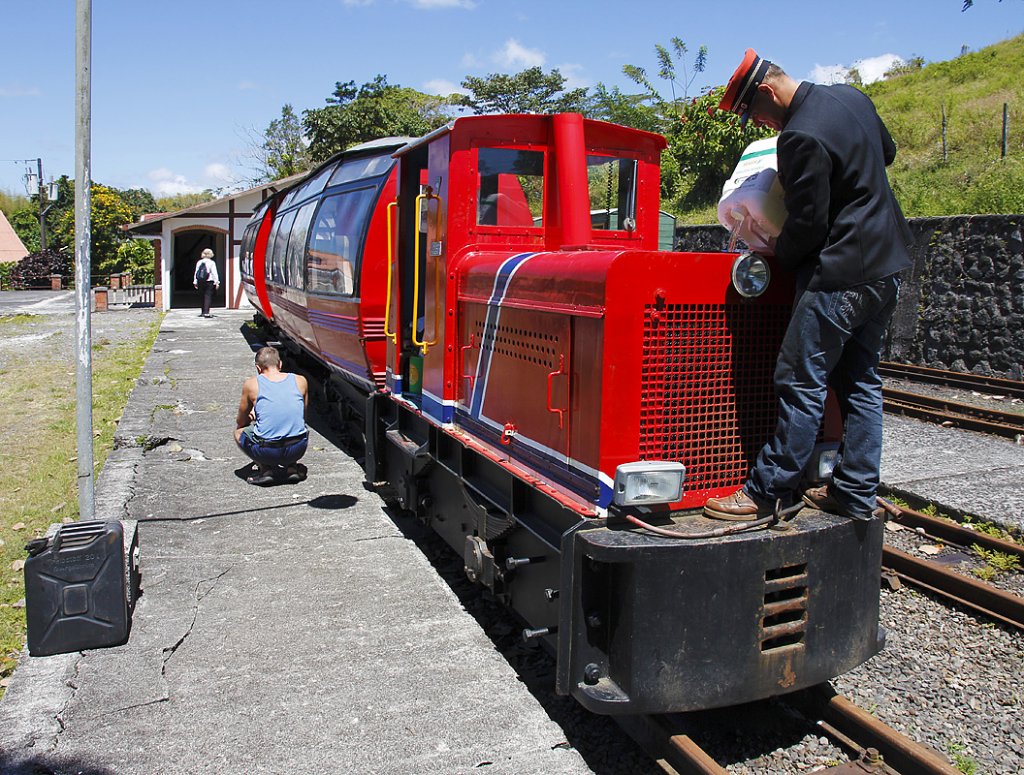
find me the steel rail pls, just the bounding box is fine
[882,545,1024,630]
[882,389,1024,438]
[615,713,729,775]
[879,362,1024,400]
[883,387,1024,426]
[885,503,1024,561]
[792,684,961,775]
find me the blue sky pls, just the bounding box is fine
[0,0,1021,198]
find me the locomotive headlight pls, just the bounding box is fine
[613,461,686,506]
[813,444,839,481]
[731,251,771,298]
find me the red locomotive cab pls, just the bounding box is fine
[387,113,841,512]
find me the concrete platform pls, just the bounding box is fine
[881,413,1024,532]
[0,310,591,775]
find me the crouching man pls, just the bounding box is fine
[235,346,309,485]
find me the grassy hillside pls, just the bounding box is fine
[868,34,1024,216]
[677,34,1024,224]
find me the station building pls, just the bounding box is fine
[125,175,301,312]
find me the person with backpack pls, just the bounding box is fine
[193,248,220,317]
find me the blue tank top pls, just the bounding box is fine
[253,373,306,440]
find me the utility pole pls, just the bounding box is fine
[75,0,95,521]
[35,158,51,251]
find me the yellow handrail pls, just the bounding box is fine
[384,201,397,343]
[412,190,442,353]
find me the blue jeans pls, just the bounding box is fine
[237,426,308,467]
[745,274,900,518]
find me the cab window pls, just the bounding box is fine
[587,155,638,232]
[476,148,544,228]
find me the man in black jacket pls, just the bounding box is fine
[705,49,913,522]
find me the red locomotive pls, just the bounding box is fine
[240,113,883,715]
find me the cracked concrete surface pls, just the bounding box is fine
[0,310,591,775]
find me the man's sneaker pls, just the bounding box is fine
[802,485,874,522]
[704,489,774,521]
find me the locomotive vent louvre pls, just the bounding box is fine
[639,303,790,493]
[473,320,559,369]
[760,563,808,652]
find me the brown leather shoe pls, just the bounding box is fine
[802,485,875,522]
[704,489,773,521]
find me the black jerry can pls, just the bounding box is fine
[24,520,140,657]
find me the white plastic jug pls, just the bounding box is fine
[718,136,787,254]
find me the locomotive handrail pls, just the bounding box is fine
[384,201,398,343]
[412,190,442,353]
[546,353,567,429]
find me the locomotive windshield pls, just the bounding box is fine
[587,155,638,232]
[476,147,545,228]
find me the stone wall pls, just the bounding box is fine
[675,215,1024,379]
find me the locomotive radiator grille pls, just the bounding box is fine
[639,303,790,494]
[760,563,808,652]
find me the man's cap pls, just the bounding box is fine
[718,48,772,127]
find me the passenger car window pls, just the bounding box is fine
[306,188,376,296]
[476,148,544,227]
[265,216,284,284]
[329,155,394,187]
[285,202,316,291]
[271,210,296,285]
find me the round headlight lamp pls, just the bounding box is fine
[731,251,771,298]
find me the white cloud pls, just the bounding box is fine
[422,79,467,96]
[808,64,849,85]
[809,53,903,85]
[408,0,475,7]
[555,63,590,90]
[856,53,903,84]
[147,168,203,197]
[204,163,235,184]
[494,39,545,69]
[0,83,41,97]
[461,52,483,69]
[237,80,258,91]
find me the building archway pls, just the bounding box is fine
[171,228,227,309]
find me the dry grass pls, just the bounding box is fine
[0,311,161,691]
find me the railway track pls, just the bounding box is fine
[879,362,1024,438]
[619,684,960,774]
[877,498,1024,631]
[879,362,1024,399]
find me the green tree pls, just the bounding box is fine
[668,90,772,211]
[259,104,310,181]
[50,182,135,273]
[8,208,41,253]
[115,238,155,283]
[624,38,770,214]
[0,189,29,217]
[884,56,926,78]
[116,187,159,222]
[457,67,590,115]
[303,75,452,164]
[585,83,661,132]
